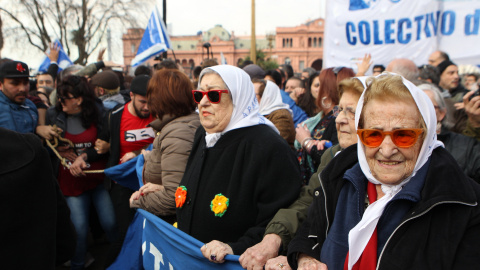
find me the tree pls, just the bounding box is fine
[244,48,278,70]
[0,0,148,64]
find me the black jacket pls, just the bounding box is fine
[288,145,480,269]
[177,125,302,255]
[0,128,76,269]
[438,126,480,183]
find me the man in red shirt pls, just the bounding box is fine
[95,74,155,267]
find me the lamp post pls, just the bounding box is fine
[250,0,256,64]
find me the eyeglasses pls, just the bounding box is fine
[357,128,424,148]
[192,90,229,104]
[59,95,75,103]
[332,105,355,120]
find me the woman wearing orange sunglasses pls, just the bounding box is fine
[288,73,480,270]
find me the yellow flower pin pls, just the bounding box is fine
[210,193,229,217]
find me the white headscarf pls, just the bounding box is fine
[347,73,444,270]
[258,80,292,116]
[199,65,278,147]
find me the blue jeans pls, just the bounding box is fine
[66,184,118,270]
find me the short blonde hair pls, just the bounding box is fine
[338,77,365,100]
[359,74,426,132]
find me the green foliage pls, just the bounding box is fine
[244,49,278,70]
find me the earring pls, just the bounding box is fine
[321,97,332,109]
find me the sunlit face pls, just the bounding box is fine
[335,91,359,149]
[363,99,423,185]
[439,65,459,91]
[198,73,233,133]
[428,51,443,67]
[36,74,54,89]
[0,77,29,104]
[60,93,82,115]
[285,79,300,94]
[131,93,150,118]
[253,82,263,104]
[310,76,320,100]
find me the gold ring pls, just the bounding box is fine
[278,263,285,269]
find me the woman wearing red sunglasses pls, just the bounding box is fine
[176,65,302,265]
[288,73,480,270]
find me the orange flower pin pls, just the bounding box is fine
[175,186,187,208]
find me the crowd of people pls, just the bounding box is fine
[1,45,480,270]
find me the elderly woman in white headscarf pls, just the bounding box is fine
[253,79,295,149]
[176,65,301,264]
[287,73,480,270]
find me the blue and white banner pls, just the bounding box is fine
[324,0,480,69]
[131,6,172,67]
[38,40,73,73]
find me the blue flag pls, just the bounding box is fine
[38,40,73,73]
[131,6,171,67]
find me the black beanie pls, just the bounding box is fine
[437,60,456,76]
[131,74,151,96]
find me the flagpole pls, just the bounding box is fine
[250,0,256,64]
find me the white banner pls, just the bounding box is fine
[324,0,480,71]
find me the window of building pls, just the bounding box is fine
[191,44,195,49]
[313,37,317,47]
[177,45,182,49]
[285,57,291,65]
[308,37,312,47]
[299,61,305,71]
[131,43,136,54]
[318,37,322,47]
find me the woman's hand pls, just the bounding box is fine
[296,123,311,144]
[138,183,164,196]
[69,153,88,177]
[312,140,330,151]
[200,240,233,264]
[265,256,291,270]
[95,139,110,154]
[297,254,328,270]
[36,125,60,140]
[57,146,78,162]
[356,53,372,76]
[120,152,136,163]
[239,234,282,269]
[129,191,142,207]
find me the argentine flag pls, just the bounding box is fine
[131,6,171,67]
[38,40,73,73]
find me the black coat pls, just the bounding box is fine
[0,128,76,269]
[288,145,480,270]
[177,125,302,255]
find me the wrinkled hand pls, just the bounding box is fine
[295,123,311,144]
[36,125,60,140]
[200,240,233,264]
[239,234,282,270]
[46,42,60,62]
[69,154,88,177]
[265,256,291,270]
[464,91,480,128]
[95,139,110,154]
[138,182,164,196]
[356,53,372,76]
[97,48,106,61]
[297,254,328,270]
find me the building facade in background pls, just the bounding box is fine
[122,18,324,75]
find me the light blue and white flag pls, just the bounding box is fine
[131,6,171,67]
[38,40,73,73]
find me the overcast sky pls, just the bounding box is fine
[2,0,325,67]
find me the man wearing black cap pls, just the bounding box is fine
[94,74,156,267]
[0,60,38,133]
[437,60,468,102]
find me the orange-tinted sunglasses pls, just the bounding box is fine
[357,128,424,148]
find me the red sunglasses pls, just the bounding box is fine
[357,128,424,148]
[192,90,229,104]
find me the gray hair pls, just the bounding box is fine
[417,83,446,111]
